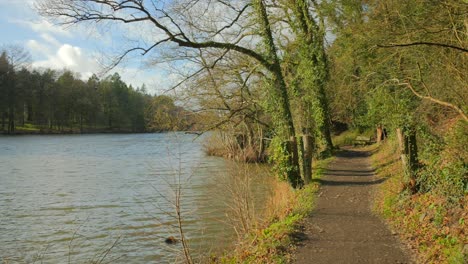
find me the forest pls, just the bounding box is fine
[0,49,194,134]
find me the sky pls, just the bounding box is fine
[0,0,172,94]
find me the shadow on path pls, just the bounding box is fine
[294,147,411,264]
[313,177,387,186]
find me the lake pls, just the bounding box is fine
[0,133,274,263]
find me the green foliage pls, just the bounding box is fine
[358,85,417,131]
[333,130,357,147]
[418,121,468,199]
[268,136,296,183]
[326,0,467,203]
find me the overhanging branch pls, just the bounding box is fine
[377,42,468,53]
[401,81,468,122]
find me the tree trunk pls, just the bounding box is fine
[396,128,408,170]
[1,112,5,131]
[27,103,33,122]
[291,0,333,153]
[108,111,112,129]
[80,114,83,133]
[302,133,314,184]
[406,129,419,173]
[255,0,303,188]
[8,108,14,134]
[317,85,334,152]
[21,103,25,126]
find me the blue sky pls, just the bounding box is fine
[0,0,172,94]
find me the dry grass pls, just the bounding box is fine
[263,181,296,224]
[203,132,265,163]
[213,158,331,263]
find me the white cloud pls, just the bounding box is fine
[26,39,48,54]
[32,44,100,79]
[11,18,72,37]
[40,33,61,47]
[57,44,81,67]
[29,42,168,94]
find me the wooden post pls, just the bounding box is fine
[396,127,419,193]
[376,124,383,143]
[396,128,408,173]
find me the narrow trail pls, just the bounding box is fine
[294,147,412,264]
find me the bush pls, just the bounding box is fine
[418,120,467,199]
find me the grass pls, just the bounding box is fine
[332,128,374,147]
[15,123,40,132]
[370,139,467,264]
[214,157,334,263]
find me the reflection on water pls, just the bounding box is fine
[0,133,274,263]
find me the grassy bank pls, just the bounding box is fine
[214,158,333,263]
[370,139,467,263]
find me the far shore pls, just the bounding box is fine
[0,128,203,136]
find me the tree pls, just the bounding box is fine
[325,0,467,194]
[0,46,31,134]
[37,0,309,187]
[272,0,337,182]
[184,50,270,162]
[0,52,10,131]
[33,69,57,128]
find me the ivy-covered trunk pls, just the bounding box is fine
[293,0,334,153]
[302,132,314,184]
[254,0,303,188]
[271,61,303,188]
[315,73,333,152]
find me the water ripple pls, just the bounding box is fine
[0,133,273,263]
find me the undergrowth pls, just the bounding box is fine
[371,137,467,264]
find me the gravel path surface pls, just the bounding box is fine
[294,147,412,264]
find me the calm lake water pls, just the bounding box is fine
[0,133,274,263]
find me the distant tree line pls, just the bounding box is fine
[0,50,194,134]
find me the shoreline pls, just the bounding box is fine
[0,129,202,136]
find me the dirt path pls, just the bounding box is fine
[294,147,412,264]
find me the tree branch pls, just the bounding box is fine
[377,42,468,53]
[404,81,467,122]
